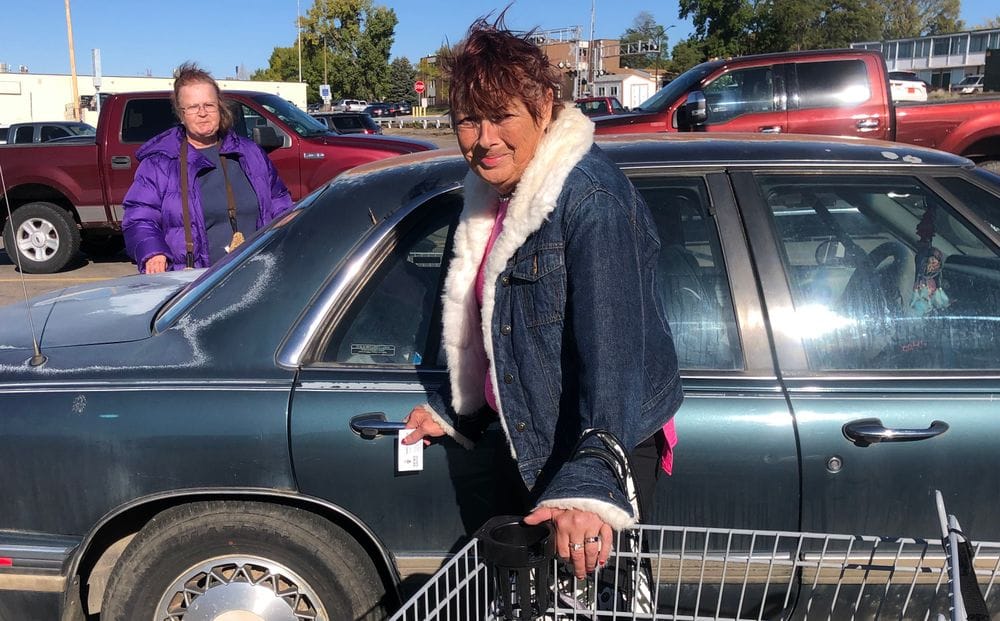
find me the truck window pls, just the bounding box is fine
[122,99,177,143]
[40,126,70,142]
[12,126,34,143]
[702,66,776,125]
[793,60,870,110]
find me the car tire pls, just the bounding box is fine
[100,501,388,621]
[2,201,81,274]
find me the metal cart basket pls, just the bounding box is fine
[390,492,999,621]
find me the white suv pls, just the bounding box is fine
[332,98,368,112]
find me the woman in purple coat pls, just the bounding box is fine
[122,62,292,273]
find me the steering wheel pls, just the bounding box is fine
[838,240,910,317]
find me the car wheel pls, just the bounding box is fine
[2,201,81,273]
[101,501,388,621]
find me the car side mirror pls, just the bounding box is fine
[679,91,708,130]
[253,126,284,152]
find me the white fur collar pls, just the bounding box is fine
[439,107,595,445]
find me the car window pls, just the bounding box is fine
[937,177,1000,234]
[793,60,870,109]
[322,193,461,366]
[40,125,70,141]
[231,103,273,140]
[633,176,742,369]
[702,65,776,124]
[331,116,363,131]
[759,174,1000,370]
[12,126,34,143]
[121,99,177,143]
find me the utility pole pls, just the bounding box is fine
[64,0,80,121]
[296,0,302,82]
[588,0,596,92]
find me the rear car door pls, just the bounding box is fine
[786,58,889,139]
[627,171,799,531]
[733,168,1000,541]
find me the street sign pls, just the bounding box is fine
[319,84,331,101]
[414,80,425,94]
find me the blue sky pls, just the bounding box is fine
[1,0,997,79]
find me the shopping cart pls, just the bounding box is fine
[389,491,999,620]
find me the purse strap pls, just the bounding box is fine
[179,140,195,269]
[217,152,239,236]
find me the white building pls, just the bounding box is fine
[851,28,1000,90]
[591,69,657,110]
[0,71,307,127]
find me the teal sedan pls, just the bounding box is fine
[1,134,999,620]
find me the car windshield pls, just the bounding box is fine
[632,60,725,112]
[250,93,331,138]
[958,76,982,86]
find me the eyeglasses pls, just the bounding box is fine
[180,102,219,116]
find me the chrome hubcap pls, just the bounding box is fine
[155,556,326,621]
[14,218,59,262]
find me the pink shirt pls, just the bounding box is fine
[476,197,510,412]
[473,196,677,474]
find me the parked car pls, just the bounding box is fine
[888,70,928,102]
[575,95,627,116]
[312,111,383,135]
[0,91,432,273]
[2,133,1000,620]
[951,74,985,95]
[363,103,391,118]
[332,98,368,112]
[592,49,1000,172]
[2,121,96,144]
[397,100,413,115]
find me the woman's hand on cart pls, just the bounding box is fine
[401,406,446,446]
[524,507,612,579]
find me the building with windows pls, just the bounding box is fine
[852,28,1000,90]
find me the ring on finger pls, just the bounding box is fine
[584,536,601,544]
[569,542,585,552]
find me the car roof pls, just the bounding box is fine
[334,132,972,224]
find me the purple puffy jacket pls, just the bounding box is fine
[122,126,293,272]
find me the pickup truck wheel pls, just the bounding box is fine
[2,201,81,273]
[100,501,388,621]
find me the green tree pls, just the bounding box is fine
[620,12,670,70]
[667,38,708,74]
[749,0,882,53]
[919,0,964,34]
[678,0,756,58]
[417,44,453,106]
[977,16,1000,29]
[254,0,398,104]
[386,57,417,103]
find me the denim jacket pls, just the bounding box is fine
[425,108,682,528]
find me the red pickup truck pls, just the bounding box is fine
[594,49,1000,171]
[0,90,434,273]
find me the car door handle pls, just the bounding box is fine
[350,412,406,439]
[856,119,880,130]
[110,156,131,170]
[842,418,949,447]
[758,126,782,133]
